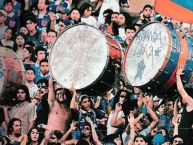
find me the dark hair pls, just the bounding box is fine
[69,8,81,23]
[55,88,72,106]
[79,2,93,16]
[23,45,35,61]
[16,85,31,102]
[125,25,137,32]
[5,27,14,40]
[13,33,26,52]
[77,140,90,145]
[4,0,13,6]
[7,118,21,135]
[172,135,184,143]
[38,0,49,5]
[40,59,48,66]
[35,46,46,55]
[119,12,132,27]
[52,130,63,140]
[134,135,147,142]
[48,30,57,37]
[79,95,93,109]
[103,133,119,144]
[26,67,36,75]
[27,127,42,145]
[143,4,153,10]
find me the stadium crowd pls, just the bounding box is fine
[0,0,193,144]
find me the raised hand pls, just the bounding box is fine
[176,66,184,76]
[70,121,78,131]
[115,102,122,112]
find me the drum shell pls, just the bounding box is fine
[0,47,25,101]
[123,22,193,92]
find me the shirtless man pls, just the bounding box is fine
[45,77,75,133]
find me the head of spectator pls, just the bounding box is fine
[111,12,119,23]
[153,95,161,109]
[25,67,36,84]
[79,95,93,111]
[35,46,46,65]
[3,0,13,14]
[7,118,22,136]
[103,133,122,145]
[47,30,57,45]
[25,15,37,35]
[69,8,81,23]
[58,9,70,21]
[156,99,166,115]
[39,59,49,75]
[165,99,174,115]
[81,124,92,138]
[3,27,14,41]
[117,12,132,28]
[13,33,26,52]
[38,0,49,12]
[55,88,72,106]
[27,127,42,145]
[58,21,67,34]
[172,135,184,145]
[0,10,6,25]
[48,130,63,145]
[22,45,35,63]
[125,25,136,41]
[142,4,153,19]
[77,140,89,145]
[134,135,148,145]
[19,26,29,36]
[15,85,31,103]
[79,3,93,18]
[103,9,113,21]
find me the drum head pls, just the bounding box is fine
[49,25,109,90]
[124,23,170,86]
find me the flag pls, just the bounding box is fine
[154,0,193,24]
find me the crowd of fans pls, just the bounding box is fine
[0,0,193,145]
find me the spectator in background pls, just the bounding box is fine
[3,85,36,134]
[25,67,39,98]
[3,0,20,32]
[23,45,35,70]
[125,25,136,49]
[3,118,28,144]
[13,33,26,59]
[69,8,81,24]
[80,3,97,27]
[0,10,7,39]
[26,127,42,145]
[19,26,29,36]
[0,27,14,48]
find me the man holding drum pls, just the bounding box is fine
[176,67,193,145]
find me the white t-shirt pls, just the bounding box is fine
[106,110,125,135]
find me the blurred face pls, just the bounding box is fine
[82,126,91,137]
[81,98,91,110]
[12,120,22,136]
[143,7,152,18]
[17,89,26,101]
[49,135,58,144]
[26,70,35,82]
[26,20,37,32]
[40,61,49,75]
[172,137,183,145]
[117,14,125,26]
[153,100,159,108]
[0,14,5,24]
[36,51,46,61]
[111,13,119,23]
[134,137,147,145]
[119,91,127,104]
[23,47,31,59]
[20,27,28,35]
[83,7,92,17]
[56,89,66,103]
[16,35,25,46]
[4,29,12,40]
[158,104,165,114]
[38,0,47,11]
[30,128,39,142]
[70,9,80,21]
[166,101,173,112]
[126,29,135,40]
[4,2,13,13]
[58,22,66,33]
[47,31,57,44]
[134,87,141,94]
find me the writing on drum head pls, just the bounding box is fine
[124,23,169,86]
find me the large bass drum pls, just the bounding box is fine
[0,47,26,104]
[49,25,122,95]
[123,22,193,92]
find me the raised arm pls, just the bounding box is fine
[110,103,125,128]
[176,66,193,106]
[86,117,103,145]
[70,87,78,109]
[127,113,135,145]
[48,76,55,109]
